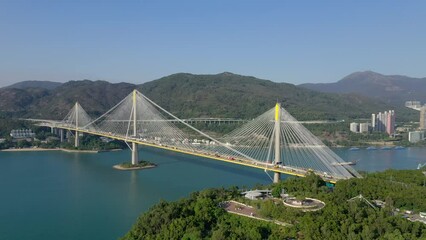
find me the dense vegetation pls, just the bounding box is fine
[119,160,155,168]
[140,73,417,121]
[122,170,426,240]
[0,73,417,121]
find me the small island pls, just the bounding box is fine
[113,160,156,170]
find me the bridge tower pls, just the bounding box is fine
[273,103,281,183]
[75,102,80,148]
[131,90,139,165]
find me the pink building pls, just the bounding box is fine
[386,110,395,135]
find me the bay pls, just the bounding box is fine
[0,146,424,240]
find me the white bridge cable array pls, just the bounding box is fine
[62,102,96,130]
[67,91,253,161]
[216,106,361,179]
[58,90,361,180]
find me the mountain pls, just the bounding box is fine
[0,72,418,121]
[4,80,63,90]
[139,72,410,120]
[27,80,135,118]
[0,88,50,113]
[300,71,426,105]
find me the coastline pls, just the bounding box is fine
[0,148,60,152]
[0,148,123,153]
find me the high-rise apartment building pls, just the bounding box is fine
[420,106,426,130]
[371,110,395,135]
[386,110,395,135]
[371,113,376,131]
[377,112,384,132]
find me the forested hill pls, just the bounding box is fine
[0,72,417,121]
[122,169,426,239]
[139,72,415,120]
[4,80,62,90]
[0,80,135,118]
[300,71,426,105]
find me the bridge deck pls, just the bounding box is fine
[57,126,340,183]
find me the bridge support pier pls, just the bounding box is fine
[131,142,138,165]
[274,172,281,183]
[51,127,54,134]
[60,129,64,142]
[74,131,79,148]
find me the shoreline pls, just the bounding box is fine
[0,148,123,153]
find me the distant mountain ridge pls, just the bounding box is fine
[0,72,418,121]
[300,71,426,105]
[4,80,63,90]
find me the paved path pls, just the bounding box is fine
[222,201,292,227]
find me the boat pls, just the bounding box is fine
[394,146,405,150]
[332,161,357,166]
[381,146,392,150]
[366,146,377,150]
[349,147,360,151]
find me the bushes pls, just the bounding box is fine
[122,170,426,239]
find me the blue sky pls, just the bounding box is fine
[0,0,425,87]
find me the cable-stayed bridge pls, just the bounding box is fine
[26,90,361,183]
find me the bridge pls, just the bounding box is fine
[26,90,361,183]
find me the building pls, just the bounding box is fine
[372,110,395,135]
[350,122,359,133]
[10,129,35,139]
[408,131,425,143]
[371,113,376,131]
[386,110,395,135]
[359,123,370,133]
[377,112,385,132]
[242,190,271,200]
[405,101,422,109]
[420,106,426,130]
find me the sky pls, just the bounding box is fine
[0,0,425,87]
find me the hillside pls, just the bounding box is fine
[4,80,63,90]
[0,73,418,121]
[122,170,426,239]
[139,72,415,121]
[300,71,426,105]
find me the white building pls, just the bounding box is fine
[350,122,359,133]
[359,123,370,133]
[371,113,376,131]
[10,129,35,139]
[420,106,426,130]
[405,101,422,109]
[408,131,425,143]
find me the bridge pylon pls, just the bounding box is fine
[273,103,281,183]
[74,102,80,148]
[131,90,139,165]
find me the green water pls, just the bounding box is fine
[0,146,270,240]
[0,146,425,239]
